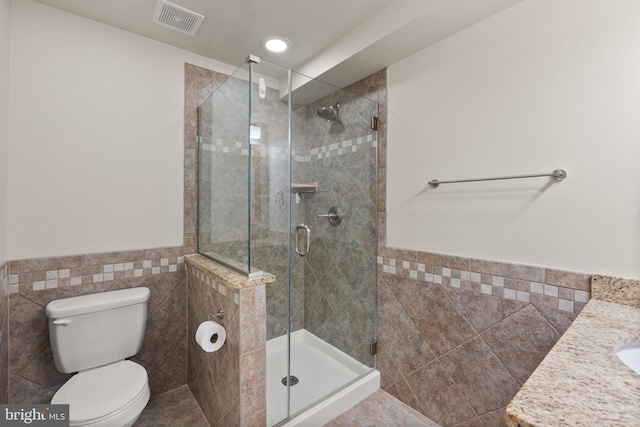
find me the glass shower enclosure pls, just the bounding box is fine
[197,57,378,426]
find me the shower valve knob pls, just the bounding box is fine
[316,207,342,226]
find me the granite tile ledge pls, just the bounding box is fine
[185,254,275,290]
[505,299,640,426]
[591,274,640,308]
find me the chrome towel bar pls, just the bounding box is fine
[428,169,566,189]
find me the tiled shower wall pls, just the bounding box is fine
[190,63,299,341]
[185,64,228,257]
[193,64,383,419]
[192,61,381,369]
[299,77,381,365]
[251,71,380,364]
[196,73,249,264]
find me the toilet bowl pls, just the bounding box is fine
[52,361,150,427]
[46,287,151,427]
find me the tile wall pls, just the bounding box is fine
[188,63,384,423]
[300,74,382,365]
[187,63,271,427]
[185,64,230,256]
[190,63,301,343]
[191,61,382,369]
[378,254,590,315]
[7,250,188,403]
[0,262,7,403]
[196,73,250,263]
[186,258,266,427]
[376,256,587,426]
[373,71,594,426]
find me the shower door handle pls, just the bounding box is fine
[295,224,311,257]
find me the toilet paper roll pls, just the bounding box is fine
[195,320,226,352]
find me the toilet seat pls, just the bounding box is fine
[52,360,150,427]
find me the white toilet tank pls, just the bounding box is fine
[46,287,150,374]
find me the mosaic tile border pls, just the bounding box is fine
[187,263,239,305]
[299,135,377,162]
[377,255,590,314]
[8,248,185,294]
[199,134,377,162]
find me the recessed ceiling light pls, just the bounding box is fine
[264,37,290,53]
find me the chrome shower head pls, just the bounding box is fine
[317,103,340,122]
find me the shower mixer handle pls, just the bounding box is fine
[316,207,342,226]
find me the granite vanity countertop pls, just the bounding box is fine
[505,299,640,426]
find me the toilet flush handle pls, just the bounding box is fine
[52,319,72,326]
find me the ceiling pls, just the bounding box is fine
[32,0,524,89]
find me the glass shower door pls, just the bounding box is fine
[287,72,379,420]
[246,60,379,426]
[245,60,293,427]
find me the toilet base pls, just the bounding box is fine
[64,383,150,427]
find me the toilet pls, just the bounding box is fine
[46,287,152,427]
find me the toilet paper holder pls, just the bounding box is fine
[208,309,224,321]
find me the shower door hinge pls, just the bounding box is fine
[369,339,378,356]
[370,116,379,131]
[196,135,202,144]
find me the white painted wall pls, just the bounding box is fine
[0,0,11,263]
[388,0,640,278]
[7,0,235,260]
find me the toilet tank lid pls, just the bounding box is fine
[46,287,150,319]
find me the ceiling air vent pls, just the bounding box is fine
[152,0,205,36]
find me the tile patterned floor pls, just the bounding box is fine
[134,385,209,427]
[135,386,440,427]
[324,390,440,427]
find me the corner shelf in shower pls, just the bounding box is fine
[291,182,318,194]
[291,182,327,203]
